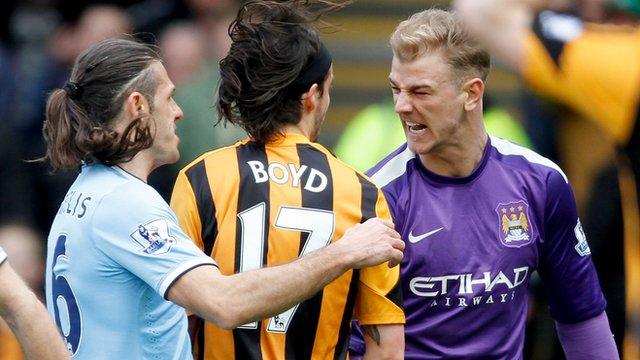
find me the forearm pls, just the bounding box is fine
[169,218,403,329]
[0,266,69,359]
[556,311,619,360]
[204,243,353,328]
[454,0,534,72]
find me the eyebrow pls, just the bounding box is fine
[389,78,434,91]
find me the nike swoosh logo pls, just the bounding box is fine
[408,227,444,243]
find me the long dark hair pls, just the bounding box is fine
[41,37,161,171]
[217,0,346,144]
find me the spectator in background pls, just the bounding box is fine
[186,0,238,60]
[454,0,640,356]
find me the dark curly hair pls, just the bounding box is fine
[41,37,161,171]
[217,0,347,144]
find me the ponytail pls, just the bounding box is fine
[41,88,155,171]
[37,38,161,171]
[42,89,91,171]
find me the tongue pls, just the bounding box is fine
[411,124,427,131]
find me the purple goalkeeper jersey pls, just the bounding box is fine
[351,136,606,359]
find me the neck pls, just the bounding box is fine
[419,117,488,178]
[116,151,156,183]
[281,113,316,141]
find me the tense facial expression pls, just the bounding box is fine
[310,65,334,142]
[148,62,184,166]
[390,52,467,156]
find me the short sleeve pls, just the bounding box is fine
[93,183,216,299]
[354,191,405,325]
[538,171,606,323]
[0,245,6,265]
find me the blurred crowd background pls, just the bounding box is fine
[0,0,636,359]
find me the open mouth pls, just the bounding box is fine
[405,122,428,135]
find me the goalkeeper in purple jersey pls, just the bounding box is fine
[350,8,618,360]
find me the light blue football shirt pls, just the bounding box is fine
[45,164,216,359]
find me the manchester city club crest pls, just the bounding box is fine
[495,201,534,248]
[130,218,176,255]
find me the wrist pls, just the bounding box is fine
[324,240,358,272]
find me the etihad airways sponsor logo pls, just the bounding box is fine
[409,266,529,307]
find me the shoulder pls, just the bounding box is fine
[93,175,171,227]
[309,142,367,175]
[179,140,248,175]
[489,135,568,184]
[366,143,415,189]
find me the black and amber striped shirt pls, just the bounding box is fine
[524,11,640,358]
[171,133,404,360]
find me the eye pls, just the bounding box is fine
[412,90,431,96]
[390,87,400,95]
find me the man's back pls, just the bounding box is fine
[172,133,403,360]
[45,164,212,359]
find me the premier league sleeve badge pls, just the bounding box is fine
[130,218,176,255]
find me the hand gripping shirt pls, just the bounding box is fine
[351,136,606,359]
[45,164,216,359]
[171,133,404,360]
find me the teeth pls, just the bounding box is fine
[406,122,428,134]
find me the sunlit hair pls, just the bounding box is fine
[217,0,345,144]
[41,37,161,171]
[390,8,490,82]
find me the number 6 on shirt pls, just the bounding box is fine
[51,234,82,355]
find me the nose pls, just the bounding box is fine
[394,91,412,114]
[174,102,184,122]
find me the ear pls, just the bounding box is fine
[124,91,151,119]
[300,83,320,114]
[462,78,485,112]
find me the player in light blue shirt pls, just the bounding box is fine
[42,38,404,359]
[46,164,215,359]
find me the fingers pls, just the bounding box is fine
[340,217,404,269]
[363,217,396,230]
[387,248,404,268]
[390,237,405,252]
[377,218,396,230]
[386,237,404,267]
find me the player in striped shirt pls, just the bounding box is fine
[171,1,405,359]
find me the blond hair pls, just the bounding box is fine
[390,8,490,81]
